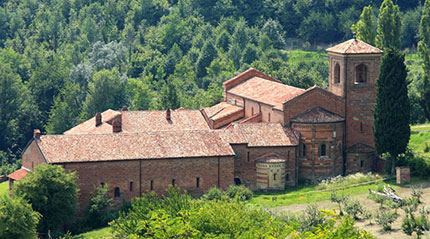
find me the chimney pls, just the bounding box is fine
[95,112,102,126]
[112,119,122,133]
[166,108,171,121]
[34,129,41,139]
[121,106,128,111]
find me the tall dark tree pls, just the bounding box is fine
[160,80,180,110]
[418,0,430,122]
[374,49,410,174]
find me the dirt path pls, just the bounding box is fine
[270,182,430,239]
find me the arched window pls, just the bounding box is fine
[114,187,120,199]
[273,173,277,181]
[285,173,290,182]
[355,64,367,83]
[334,63,340,84]
[320,144,327,156]
[234,177,241,185]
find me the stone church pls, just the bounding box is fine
[9,38,384,208]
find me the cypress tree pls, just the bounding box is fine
[160,80,180,110]
[351,6,376,45]
[376,0,401,50]
[374,49,410,174]
[418,0,430,121]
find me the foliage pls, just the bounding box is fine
[12,164,78,234]
[418,0,430,122]
[374,208,399,231]
[86,184,113,230]
[225,185,253,201]
[374,49,410,174]
[376,0,402,50]
[351,6,376,45]
[203,187,223,201]
[344,199,365,220]
[316,173,381,190]
[0,195,40,239]
[111,187,374,238]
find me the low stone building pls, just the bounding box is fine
[10,38,384,209]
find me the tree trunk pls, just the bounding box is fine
[391,154,396,175]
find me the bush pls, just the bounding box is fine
[330,192,349,215]
[225,185,253,201]
[411,186,424,203]
[203,187,223,201]
[397,149,430,178]
[344,199,364,220]
[374,209,399,231]
[85,184,113,229]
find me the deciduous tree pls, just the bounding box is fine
[418,0,430,122]
[376,0,402,50]
[351,6,376,45]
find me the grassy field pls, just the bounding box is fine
[73,227,112,239]
[411,123,430,132]
[0,181,8,197]
[409,123,430,159]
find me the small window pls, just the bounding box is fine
[360,160,364,168]
[355,64,367,83]
[251,107,254,115]
[129,181,133,192]
[360,122,363,132]
[334,63,340,84]
[286,173,290,182]
[247,151,250,162]
[273,173,277,181]
[288,151,290,161]
[150,180,154,191]
[320,144,327,156]
[196,177,200,188]
[172,178,175,186]
[32,162,34,169]
[302,144,306,157]
[268,113,271,122]
[234,178,241,185]
[114,187,120,199]
[100,182,105,187]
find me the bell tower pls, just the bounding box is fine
[326,39,383,149]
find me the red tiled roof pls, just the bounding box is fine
[345,143,375,153]
[326,39,383,54]
[222,123,298,147]
[64,109,210,135]
[223,68,281,91]
[64,109,121,135]
[36,131,234,163]
[8,168,29,180]
[291,107,345,123]
[227,77,305,110]
[121,109,210,132]
[202,102,243,121]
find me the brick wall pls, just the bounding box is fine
[22,140,46,170]
[283,88,345,126]
[60,156,234,211]
[231,144,297,189]
[292,122,344,181]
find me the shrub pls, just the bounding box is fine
[411,186,424,203]
[225,185,253,201]
[424,143,430,153]
[344,199,364,220]
[330,192,349,215]
[203,187,223,201]
[85,184,113,229]
[374,209,399,231]
[298,204,326,232]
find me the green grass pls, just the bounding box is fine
[409,131,430,159]
[250,177,422,208]
[411,123,430,132]
[73,227,112,239]
[0,181,9,197]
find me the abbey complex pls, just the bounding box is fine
[8,39,385,209]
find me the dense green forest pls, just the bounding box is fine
[0,0,427,173]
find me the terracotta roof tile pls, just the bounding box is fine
[223,123,297,147]
[227,77,305,110]
[203,102,243,121]
[326,39,383,54]
[64,109,121,135]
[36,131,234,163]
[121,110,210,132]
[291,107,345,123]
[8,168,29,180]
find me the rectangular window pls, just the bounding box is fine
[360,122,363,132]
[100,182,105,187]
[196,177,200,188]
[129,181,133,192]
[172,179,175,186]
[247,151,250,162]
[286,173,290,182]
[268,113,271,122]
[150,180,154,191]
[360,160,364,168]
